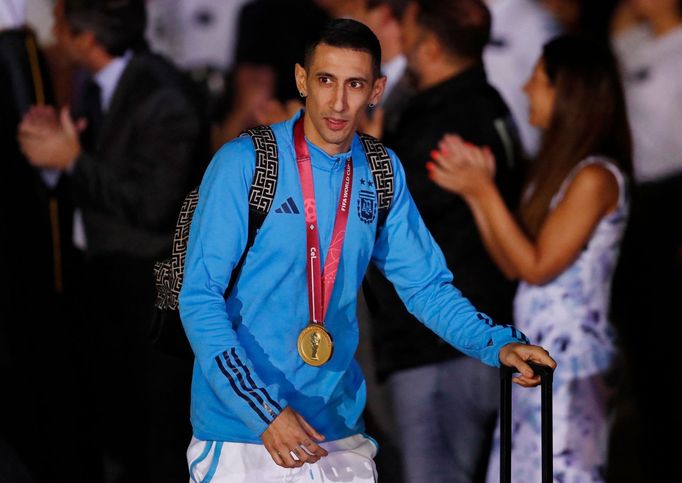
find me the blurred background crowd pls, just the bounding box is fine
[1,0,681,482]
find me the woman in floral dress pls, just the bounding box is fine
[427,35,631,482]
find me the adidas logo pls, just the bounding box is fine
[275,197,300,214]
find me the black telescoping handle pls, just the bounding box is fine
[500,363,554,483]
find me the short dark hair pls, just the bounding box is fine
[303,18,382,79]
[64,0,147,57]
[414,0,491,61]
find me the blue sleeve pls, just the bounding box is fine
[179,138,287,435]
[370,151,529,367]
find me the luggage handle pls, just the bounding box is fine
[500,363,554,483]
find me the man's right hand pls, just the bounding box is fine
[260,406,328,468]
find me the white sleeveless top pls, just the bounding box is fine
[513,156,629,378]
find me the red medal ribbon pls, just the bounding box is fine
[294,117,353,325]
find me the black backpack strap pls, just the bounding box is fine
[358,133,394,234]
[223,125,279,299]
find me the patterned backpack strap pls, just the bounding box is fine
[221,125,280,298]
[154,187,199,311]
[243,125,279,214]
[154,125,279,310]
[359,133,394,232]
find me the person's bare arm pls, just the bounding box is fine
[467,189,519,279]
[429,137,619,285]
[467,164,618,284]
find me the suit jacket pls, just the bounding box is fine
[364,64,525,380]
[70,51,202,260]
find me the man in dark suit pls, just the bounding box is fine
[18,1,202,481]
[1,17,104,480]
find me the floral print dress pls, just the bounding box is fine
[487,157,629,482]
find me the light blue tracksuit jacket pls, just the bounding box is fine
[179,111,528,444]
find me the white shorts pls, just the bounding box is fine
[187,433,378,483]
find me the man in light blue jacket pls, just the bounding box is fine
[180,18,555,483]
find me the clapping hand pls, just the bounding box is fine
[18,105,86,170]
[426,134,496,199]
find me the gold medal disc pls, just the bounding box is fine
[297,324,333,366]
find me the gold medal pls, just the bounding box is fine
[297,324,333,366]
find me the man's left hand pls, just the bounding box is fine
[499,342,557,387]
[18,105,85,170]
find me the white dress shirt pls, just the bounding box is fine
[72,51,133,250]
[94,50,133,111]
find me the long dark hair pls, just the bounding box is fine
[519,35,632,238]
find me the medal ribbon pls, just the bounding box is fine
[294,117,353,325]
